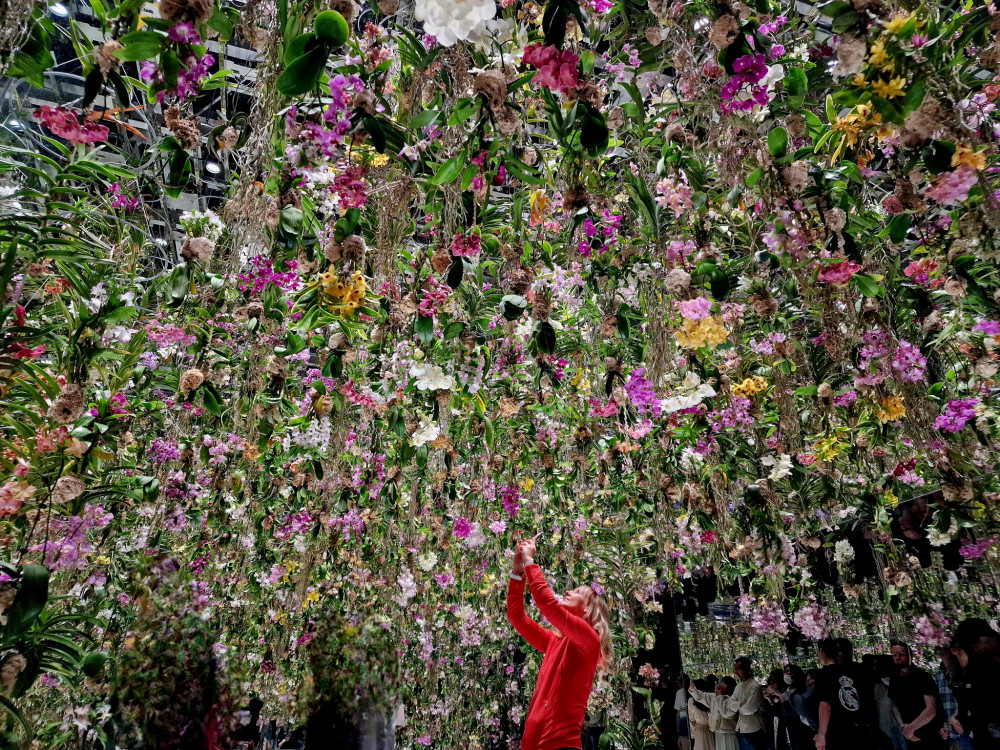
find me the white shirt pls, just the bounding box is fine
[689,688,739,734]
[726,677,765,734]
[674,687,689,713]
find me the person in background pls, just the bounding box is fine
[790,669,819,735]
[689,676,739,750]
[935,647,972,750]
[889,640,945,749]
[780,665,811,750]
[950,618,1000,750]
[689,678,716,750]
[676,673,692,750]
[764,668,792,750]
[814,638,875,750]
[727,656,768,750]
[233,697,264,749]
[873,655,907,750]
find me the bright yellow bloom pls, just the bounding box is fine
[871,77,907,99]
[812,434,846,461]
[883,489,899,508]
[875,395,906,423]
[851,73,868,88]
[302,590,320,610]
[521,477,535,492]
[95,555,111,565]
[883,11,917,36]
[675,316,728,350]
[318,270,366,317]
[952,143,987,171]
[731,376,768,398]
[868,39,893,72]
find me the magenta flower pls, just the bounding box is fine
[33,106,109,146]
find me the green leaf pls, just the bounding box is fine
[113,31,165,61]
[768,127,788,158]
[414,314,434,343]
[579,104,610,156]
[500,294,527,321]
[81,651,108,678]
[81,67,104,109]
[275,45,328,97]
[851,273,880,298]
[429,153,465,186]
[537,321,556,355]
[280,205,304,234]
[363,117,386,153]
[887,214,910,244]
[446,259,464,289]
[785,67,807,109]
[5,564,49,638]
[202,387,223,416]
[443,322,465,340]
[208,7,235,40]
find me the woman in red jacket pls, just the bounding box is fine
[506,537,613,750]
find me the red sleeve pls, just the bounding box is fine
[525,564,599,651]
[507,574,552,653]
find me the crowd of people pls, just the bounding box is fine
[672,618,1000,750]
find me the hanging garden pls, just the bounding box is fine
[1,0,999,746]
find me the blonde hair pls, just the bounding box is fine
[582,587,614,673]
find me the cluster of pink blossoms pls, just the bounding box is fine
[522,44,580,94]
[33,106,109,146]
[655,175,693,217]
[817,258,860,284]
[720,54,771,113]
[925,166,977,205]
[450,231,481,258]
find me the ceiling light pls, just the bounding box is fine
[7,119,24,131]
[50,3,69,18]
[204,160,222,175]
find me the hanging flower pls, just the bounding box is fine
[414,0,495,46]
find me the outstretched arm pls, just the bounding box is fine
[524,564,599,651]
[507,575,552,653]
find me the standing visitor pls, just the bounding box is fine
[764,668,790,750]
[506,538,614,750]
[814,638,875,750]
[935,648,972,750]
[689,678,716,750]
[790,669,819,735]
[780,665,811,750]
[950,618,1000,749]
[727,656,768,750]
[873,655,907,750]
[690,676,739,750]
[676,673,693,750]
[889,640,945,749]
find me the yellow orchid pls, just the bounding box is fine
[952,143,987,171]
[871,76,907,99]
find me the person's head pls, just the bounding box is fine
[834,637,853,664]
[953,618,1000,659]
[784,663,806,691]
[679,672,690,688]
[561,584,614,671]
[705,674,718,692]
[719,675,737,696]
[767,668,785,691]
[805,668,820,688]
[890,640,912,671]
[938,647,960,679]
[817,638,839,666]
[734,656,752,681]
[248,698,264,716]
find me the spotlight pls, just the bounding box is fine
[204,160,222,175]
[7,119,24,131]
[50,3,69,18]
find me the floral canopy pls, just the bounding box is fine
[1,0,999,746]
